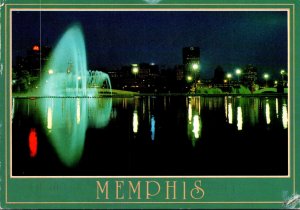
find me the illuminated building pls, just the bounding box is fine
[182,47,200,78]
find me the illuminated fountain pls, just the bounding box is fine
[41,24,111,97]
[36,24,113,167]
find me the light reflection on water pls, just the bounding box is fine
[133,110,139,134]
[151,115,155,141]
[266,100,271,125]
[282,103,288,129]
[237,106,243,131]
[13,98,113,167]
[187,97,202,146]
[13,96,288,169]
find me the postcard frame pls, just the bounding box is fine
[0,0,299,209]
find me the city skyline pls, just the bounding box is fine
[12,11,287,78]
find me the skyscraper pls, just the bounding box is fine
[182,47,200,81]
[182,47,200,65]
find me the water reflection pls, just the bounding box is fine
[266,100,271,125]
[76,98,80,124]
[237,106,243,130]
[223,96,288,130]
[151,115,155,141]
[282,103,288,129]
[276,98,279,118]
[133,110,139,134]
[13,95,288,172]
[47,106,53,130]
[40,98,112,167]
[192,115,201,139]
[28,128,38,158]
[228,101,233,124]
[187,97,202,146]
[188,101,192,124]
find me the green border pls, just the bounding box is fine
[1,0,299,209]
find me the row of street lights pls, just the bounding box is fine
[130,63,286,89]
[225,68,241,84]
[226,69,286,87]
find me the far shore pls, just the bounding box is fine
[12,91,288,99]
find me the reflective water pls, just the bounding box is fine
[12,96,288,176]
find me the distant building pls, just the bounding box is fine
[242,64,258,89]
[13,44,52,91]
[183,47,200,66]
[182,47,200,80]
[174,65,184,81]
[213,65,225,85]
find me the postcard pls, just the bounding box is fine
[0,0,299,209]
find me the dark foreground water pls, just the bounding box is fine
[12,96,288,176]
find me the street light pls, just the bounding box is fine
[131,64,139,87]
[235,68,241,83]
[132,64,139,74]
[191,63,200,89]
[192,63,199,71]
[263,73,269,87]
[187,75,193,82]
[280,69,286,85]
[132,67,139,74]
[227,73,232,85]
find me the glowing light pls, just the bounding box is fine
[192,63,199,70]
[228,102,233,124]
[274,80,278,85]
[188,102,192,123]
[264,73,269,79]
[236,68,241,75]
[132,67,139,74]
[237,106,243,130]
[32,45,40,51]
[276,98,279,118]
[225,97,228,118]
[266,100,271,125]
[76,98,81,124]
[48,69,54,74]
[132,64,139,75]
[47,106,53,130]
[280,69,285,75]
[28,128,38,158]
[192,115,200,139]
[282,103,288,129]
[227,73,232,79]
[151,115,155,141]
[77,76,81,80]
[187,75,193,82]
[133,111,139,133]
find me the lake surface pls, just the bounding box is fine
[12,96,288,176]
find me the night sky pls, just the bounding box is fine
[12,11,287,79]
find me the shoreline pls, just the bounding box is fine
[12,92,288,99]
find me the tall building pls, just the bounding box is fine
[182,47,200,80]
[242,64,258,88]
[182,47,200,65]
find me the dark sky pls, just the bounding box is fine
[12,11,287,78]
